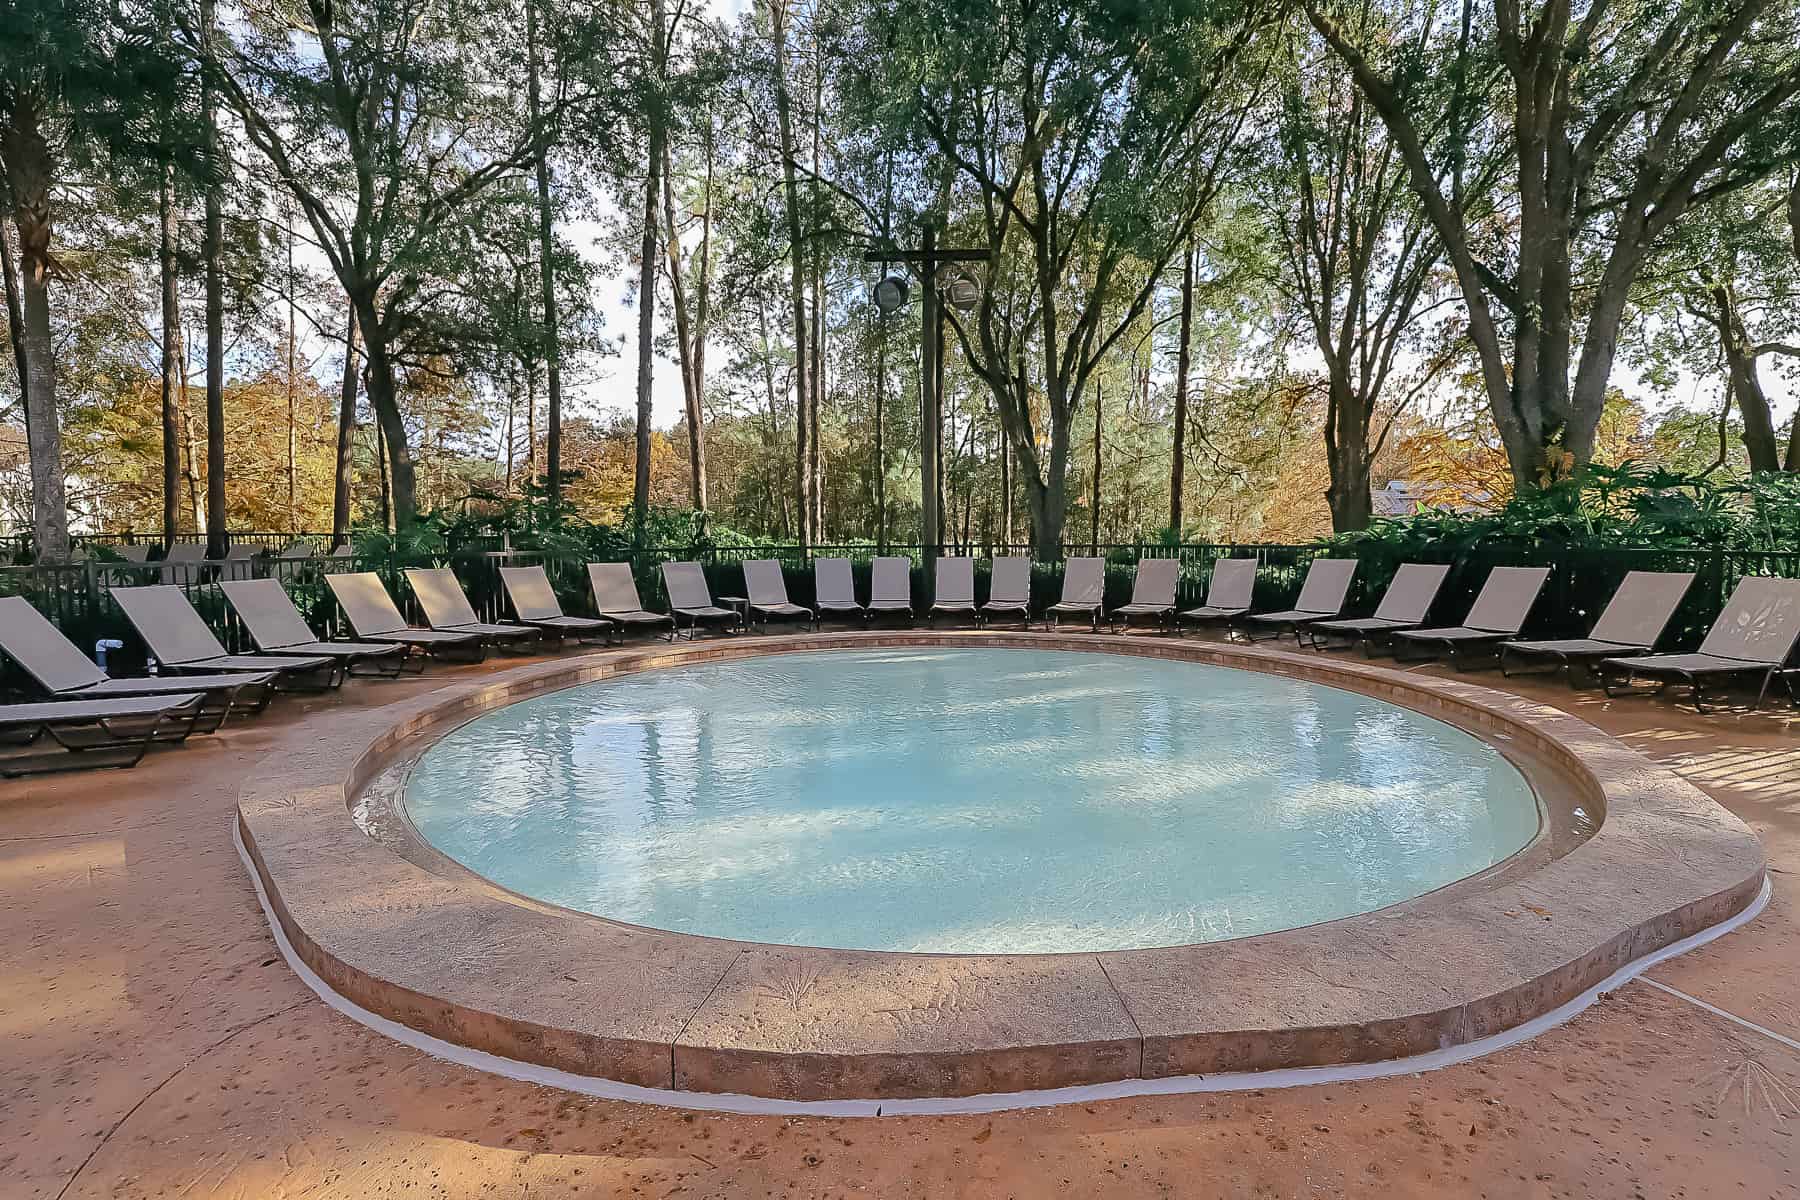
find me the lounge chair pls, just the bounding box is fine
[497,565,616,644]
[1177,558,1257,633]
[1500,571,1696,684]
[1046,557,1105,630]
[743,560,817,630]
[404,567,542,653]
[1109,558,1180,633]
[586,562,676,640]
[1242,559,1359,642]
[1598,576,1800,712]
[328,543,355,559]
[980,557,1032,628]
[276,540,315,560]
[111,544,152,563]
[661,561,745,639]
[325,572,488,659]
[220,578,412,678]
[928,557,978,625]
[866,556,916,624]
[0,693,206,777]
[0,594,271,731]
[109,584,340,690]
[206,544,257,581]
[1304,563,1451,653]
[157,543,204,584]
[1390,566,1552,668]
[813,557,866,624]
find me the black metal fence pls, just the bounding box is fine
[1,539,1796,689]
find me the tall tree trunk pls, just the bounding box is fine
[1706,284,1780,473]
[661,142,707,510]
[361,324,418,526]
[331,302,359,547]
[285,220,298,531]
[633,0,665,529]
[2,93,71,559]
[374,420,391,532]
[1089,379,1101,554]
[525,0,563,509]
[178,348,203,531]
[1169,241,1193,536]
[808,39,824,538]
[768,0,811,547]
[0,221,24,414]
[1323,372,1374,530]
[200,0,227,555]
[160,168,182,547]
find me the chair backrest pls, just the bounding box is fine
[1588,571,1696,648]
[1463,566,1551,633]
[158,543,204,583]
[499,565,565,622]
[743,559,791,607]
[326,572,408,636]
[870,556,913,605]
[329,544,355,558]
[405,567,482,628]
[217,545,257,580]
[0,595,107,692]
[935,557,975,605]
[1698,576,1800,664]
[814,557,856,606]
[988,556,1031,605]
[1129,558,1179,607]
[1058,557,1104,606]
[114,544,151,563]
[1372,563,1451,622]
[662,561,714,611]
[588,562,647,614]
[1205,558,1257,610]
[110,585,230,666]
[220,578,319,650]
[277,540,314,560]
[1293,558,1358,615]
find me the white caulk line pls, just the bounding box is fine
[234,819,1771,1118]
[1640,977,1800,1054]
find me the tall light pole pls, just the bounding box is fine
[864,226,987,580]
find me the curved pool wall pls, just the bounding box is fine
[402,648,1542,953]
[238,631,1767,1104]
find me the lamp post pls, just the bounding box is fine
[864,226,988,580]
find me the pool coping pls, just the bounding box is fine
[237,631,1767,1103]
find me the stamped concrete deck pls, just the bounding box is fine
[5,631,1799,1198]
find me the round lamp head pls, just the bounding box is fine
[873,274,909,314]
[945,270,981,312]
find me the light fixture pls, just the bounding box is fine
[873,273,909,313]
[944,269,981,312]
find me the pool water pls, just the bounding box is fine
[403,648,1539,953]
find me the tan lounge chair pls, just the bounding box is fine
[498,565,615,644]
[1109,557,1180,633]
[980,557,1032,628]
[157,543,205,584]
[1304,563,1451,653]
[0,693,206,777]
[220,578,411,678]
[0,595,270,730]
[405,567,542,652]
[1391,566,1551,669]
[1500,571,1696,685]
[110,585,339,689]
[662,561,744,639]
[1243,559,1359,642]
[1177,558,1257,632]
[325,572,487,659]
[866,556,915,623]
[743,559,816,630]
[586,562,676,640]
[813,557,865,624]
[1599,576,1800,712]
[928,557,977,625]
[205,544,257,581]
[1047,557,1105,630]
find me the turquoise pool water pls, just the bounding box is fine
[403,648,1539,953]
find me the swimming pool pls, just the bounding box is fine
[402,648,1540,954]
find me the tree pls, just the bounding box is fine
[1270,9,1450,531]
[1305,0,1800,488]
[213,0,609,529]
